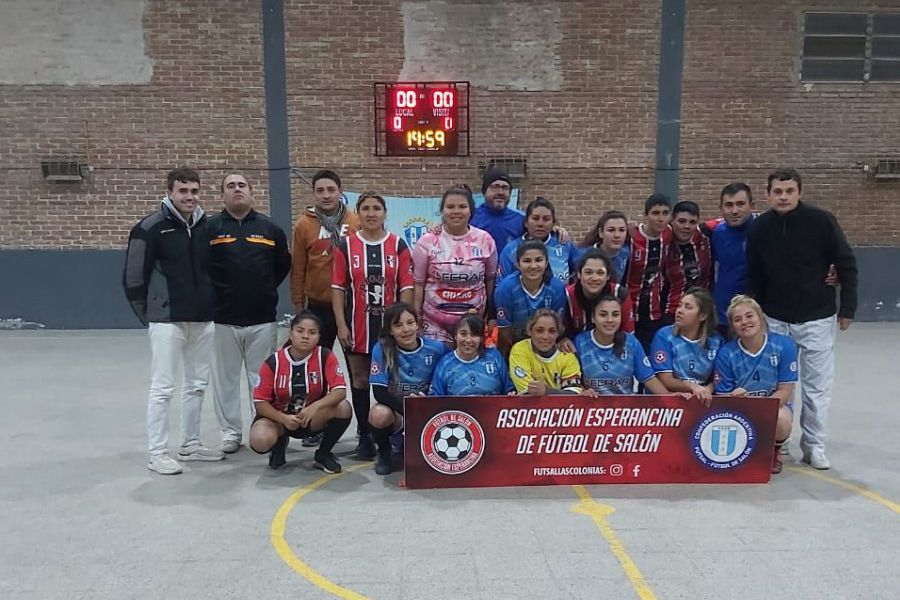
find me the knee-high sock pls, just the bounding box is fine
[351,387,370,435]
[320,416,352,453]
[371,424,393,456]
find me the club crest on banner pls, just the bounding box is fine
[403,218,432,246]
[420,410,485,475]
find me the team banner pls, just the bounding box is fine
[404,395,779,489]
[343,190,520,248]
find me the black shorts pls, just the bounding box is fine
[252,413,321,439]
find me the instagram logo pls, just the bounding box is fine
[610,464,624,476]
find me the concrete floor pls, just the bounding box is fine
[1,324,897,600]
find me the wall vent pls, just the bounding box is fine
[874,159,900,180]
[480,158,527,180]
[41,159,86,183]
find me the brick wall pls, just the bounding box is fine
[0,0,897,250]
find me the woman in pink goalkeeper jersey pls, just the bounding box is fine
[412,185,498,344]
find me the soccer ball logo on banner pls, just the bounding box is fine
[420,410,485,475]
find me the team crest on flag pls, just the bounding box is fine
[403,218,431,246]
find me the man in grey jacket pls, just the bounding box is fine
[124,166,224,475]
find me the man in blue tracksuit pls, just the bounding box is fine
[470,168,523,252]
[709,182,757,337]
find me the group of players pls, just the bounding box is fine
[125,165,857,479]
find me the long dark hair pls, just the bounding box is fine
[516,239,553,284]
[574,249,621,327]
[377,302,418,376]
[592,293,626,357]
[580,210,629,248]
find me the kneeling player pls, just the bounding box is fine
[509,309,582,395]
[250,311,352,473]
[713,295,797,474]
[369,303,448,475]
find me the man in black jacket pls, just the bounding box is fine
[207,173,291,454]
[124,166,224,475]
[746,168,858,470]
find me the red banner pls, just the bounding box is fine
[404,395,779,489]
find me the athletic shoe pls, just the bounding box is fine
[390,430,404,454]
[222,439,241,454]
[771,450,784,474]
[301,432,322,447]
[178,444,225,462]
[148,453,183,475]
[314,450,342,474]
[802,447,831,470]
[269,435,288,470]
[375,450,393,476]
[354,433,376,460]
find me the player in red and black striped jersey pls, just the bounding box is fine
[663,201,712,318]
[560,249,633,352]
[332,193,414,460]
[250,311,351,472]
[626,193,673,353]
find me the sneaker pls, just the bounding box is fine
[222,439,241,454]
[269,435,288,470]
[771,450,784,475]
[148,453,183,475]
[314,450,342,474]
[802,447,831,470]
[354,433,376,460]
[178,444,225,462]
[301,432,323,447]
[375,450,393,476]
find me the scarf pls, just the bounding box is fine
[314,202,347,247]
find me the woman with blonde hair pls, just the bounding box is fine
[713,295,798,474]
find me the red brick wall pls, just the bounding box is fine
[0,0,897,250]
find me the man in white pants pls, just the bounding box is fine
[124,166,224,475]
[746,168,857,470]
[207,173,291,453]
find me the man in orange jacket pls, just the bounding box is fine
[290,169,360,351]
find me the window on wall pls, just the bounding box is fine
[802,12,900,82]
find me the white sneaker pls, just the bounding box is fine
[222,439,241,454]
[148,453,183,475]
[178,443,225,462]
[803,447,831,470]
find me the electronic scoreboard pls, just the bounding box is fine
[374,82,469,157]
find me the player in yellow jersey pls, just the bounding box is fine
[509,309,582,396]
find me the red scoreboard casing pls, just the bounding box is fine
[377,82,467,156]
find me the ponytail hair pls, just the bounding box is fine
[593,293,626,357]
[455,313,486,355]
[377,302,418,376]
[676,287,717,348]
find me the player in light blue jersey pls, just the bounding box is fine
[494,240,567,358]
[430,314,515,396]
[651,287,723,404]
[575,293,668,396]
[498,197,577,283]
[714,295,798,474]
[368,303,448,475]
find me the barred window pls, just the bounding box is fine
[802,12,900,82]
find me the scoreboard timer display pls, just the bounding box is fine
[375,82,469,157]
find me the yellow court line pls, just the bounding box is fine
[784,465,900,515]
[271,463,372,600]
[571,485,658,600]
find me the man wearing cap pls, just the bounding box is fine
[470,168,524,251]
[207,173,291,454]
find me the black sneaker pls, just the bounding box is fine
[375,451,393,476]
[268,434,288,469]
[314,450,342,474]
[354,433,377,460]
[301,432,322,447]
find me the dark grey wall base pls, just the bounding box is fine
[0,248,897,328]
